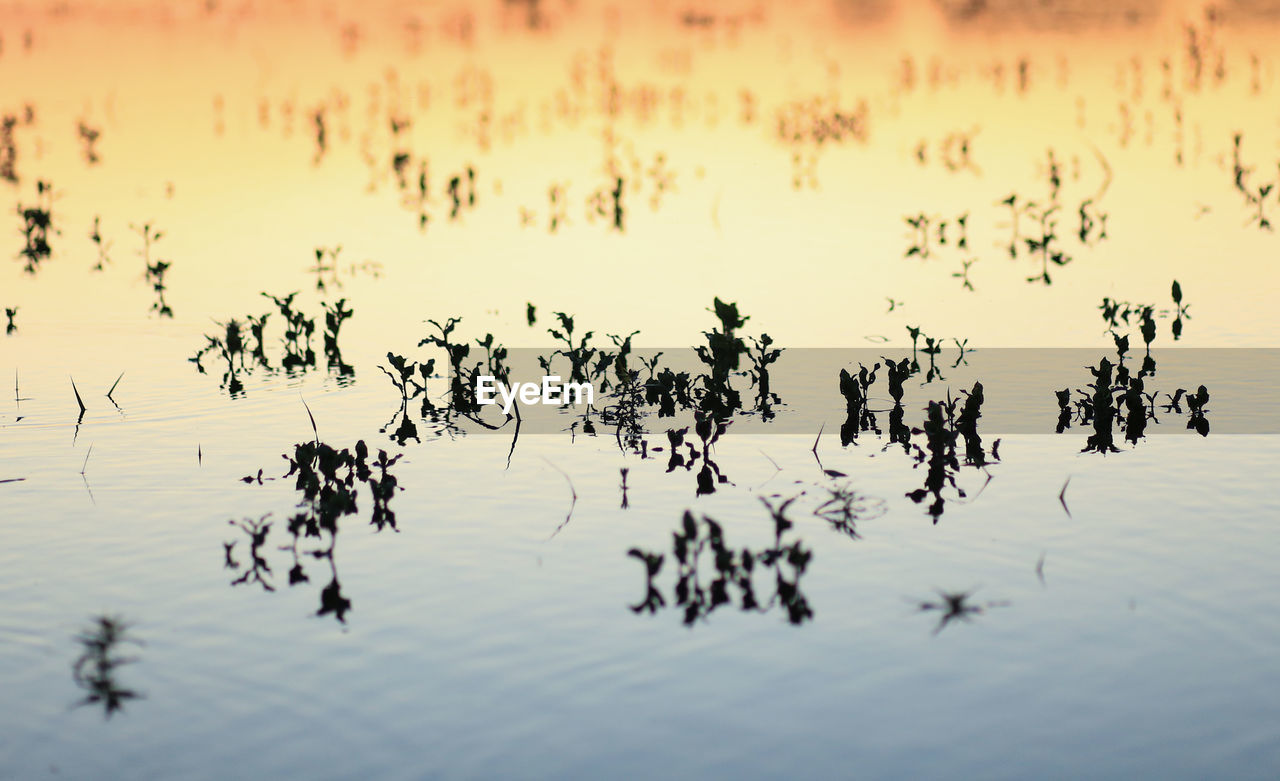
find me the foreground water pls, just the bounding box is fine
[2,1,1279,778]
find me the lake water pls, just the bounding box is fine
[2,1,1279,778]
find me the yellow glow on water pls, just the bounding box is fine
[1,0,1278,356]
[3,5,1280,780]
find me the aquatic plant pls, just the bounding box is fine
[77,119,101,165]
[906,383,991,523]
[419,316,486,414]
[916,589,1008,635]
[71,614,143,717]
[89,216,111,271]
[309,245,342,292]
[191,292,354,395]
[628,503,813,626]
[224,438,405,623]
[1231,133,1276,230]
[811,481,887,539]
[838,362,880,444]
[1058,348,1211,451]
[0,113,19,183]
[547,312,597,385]
[321,299,354,374]
[16,179,56,274]
[1023,203,1071,285]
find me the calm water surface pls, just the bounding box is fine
[1,1,1278,778]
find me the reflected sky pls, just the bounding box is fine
[1,0,1278,349]
[2,1,1280,779]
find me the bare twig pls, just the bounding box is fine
[543,458,578,540]
[106,371,124,400]
[811,422,826,471]
[71,376,86,415]
[505,402,522,470]
[300,394,319,442]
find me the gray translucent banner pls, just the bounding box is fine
[445,348,1280,435]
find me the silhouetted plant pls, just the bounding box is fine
[692,298,752,419]
[997,193,1026,259]
[226,514,275,590]
[586,176,626,231]
[191,292,353,395]
[0,114,16,183]
[380,352,432,403]
[628,503,813,626]
[264,292,316,369]
[1077,198,1108,244]
[1232,133,1276,230]
[906,382,991,523]
[916,589,1008,635]
[1024,203,1071,285]
[1171,280,1191,340]
[309,245,342,291]
[812,481,887,539]
[71,614,143,717]
[657,421,731,497]
[419,317,482,414]
[839,362,880,444]
[1061,348,1210,450]
[77,120,101,165]
[322,299,354,374]
[16,179,56,274]
[130,222,173,317]
[904,212,931,259]
[547,312,597,385]
[600,369,648,452]
[746,334,783,419]
[224,439,404,623]
[89,216,111,271]
[145,260,172,318]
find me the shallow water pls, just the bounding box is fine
[2,1,1279,778]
